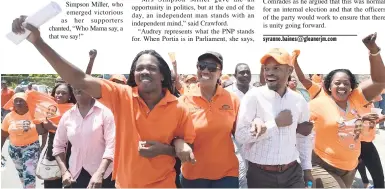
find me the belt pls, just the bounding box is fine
[252,161,297,172]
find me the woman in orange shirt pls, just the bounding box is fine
[180,52,240,188]
[1,93,42,188]
[357,97,384,188]
[309,33,385,188]
[41,83,76,188]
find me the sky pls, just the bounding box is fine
[0,0,384,74]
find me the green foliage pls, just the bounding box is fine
[1,74,57,88]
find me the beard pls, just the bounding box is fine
[267,82,281,91]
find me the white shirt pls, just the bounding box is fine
[225,82,254,100]
[226,82,253,188]
[235,85,312,170]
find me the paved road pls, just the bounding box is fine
[1,130,385,188]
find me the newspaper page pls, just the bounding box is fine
[1,0,385,188]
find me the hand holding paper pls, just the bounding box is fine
[11,16,42,44]
[7,1,62,45]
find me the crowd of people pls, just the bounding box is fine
[1,16,385,189]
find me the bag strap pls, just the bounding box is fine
[313,88,322,99]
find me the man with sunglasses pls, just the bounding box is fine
[235,48,313,188]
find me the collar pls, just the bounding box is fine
[132,87,178,106]
[233,81,253,92]
[262,85,291,98]
[73,99,102,111]
[190,83,225,97]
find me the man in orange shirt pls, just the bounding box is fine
[12,15,197,187]
[1,80,15,122]
[109,74,127,85]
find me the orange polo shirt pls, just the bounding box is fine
[2,111,39,146]
[310,87,370,171]
[307,81,327,100]
[180,85,239,180]
[1,88,14,108]
[97,79,195,188]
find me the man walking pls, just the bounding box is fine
[226,63,252,188]
[235,48,313,188]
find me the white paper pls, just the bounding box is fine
[6,1,62,45]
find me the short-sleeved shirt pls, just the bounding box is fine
[180,85,240,180]
[310,88,370,171]
[2,111,38,146]
[98,79,195,188]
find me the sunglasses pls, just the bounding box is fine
[197,62,220,72]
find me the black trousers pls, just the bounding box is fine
[44,133,72,188]
[68,168,115,188]
[357,141,384,188]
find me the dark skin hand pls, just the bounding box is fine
[296,121,314,136]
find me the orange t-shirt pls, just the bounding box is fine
[310,88,370,171]
[97,79,195,188]
[180,85,239,180]
[1,88,15,108]
[307,81,327,100]
[1,111,39,146]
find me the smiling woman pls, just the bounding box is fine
[180,52,240,188]
[309,33,385,188]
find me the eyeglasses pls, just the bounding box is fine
[197,62,220,72]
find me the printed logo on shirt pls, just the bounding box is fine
[336,117,361,150]
[189,106,201,113]
[219,104,232,111]
[9,120,32,135]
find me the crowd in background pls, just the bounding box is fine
[1,16,385,189]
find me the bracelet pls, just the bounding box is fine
[369,47,381,56]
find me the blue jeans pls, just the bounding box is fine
[374,94,385,127]
[181,175,239,188]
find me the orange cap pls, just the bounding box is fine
[220,74,230,82]
[185,75,197,82]
[3,92,27,110]
[260,48,292,66]
[109,74,127,84]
